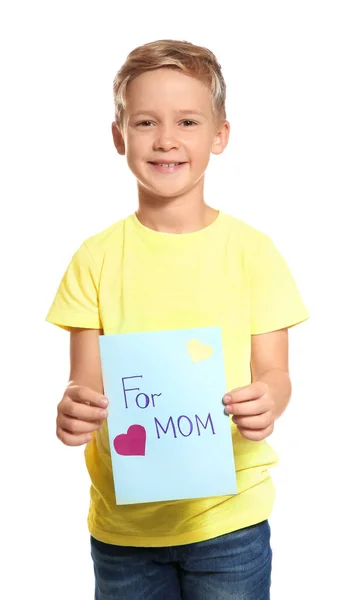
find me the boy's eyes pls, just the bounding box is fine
[136,120,197,128]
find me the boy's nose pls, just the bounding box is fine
[153,130,180,151]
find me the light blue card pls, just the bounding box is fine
[99,327,237,505]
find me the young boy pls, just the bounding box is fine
[46,39,309,599]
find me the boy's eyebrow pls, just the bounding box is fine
[130,109,206,118]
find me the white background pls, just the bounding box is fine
[1,1,352,598]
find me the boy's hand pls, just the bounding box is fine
[223,382,275,441]
[57,384,109,446]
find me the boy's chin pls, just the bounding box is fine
[139,188,189,201]
[137,179,193,198]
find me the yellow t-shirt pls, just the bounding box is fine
[46,210,309,547]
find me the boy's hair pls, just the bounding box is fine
[113,39,226,127]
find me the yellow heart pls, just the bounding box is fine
[187,339,213,363]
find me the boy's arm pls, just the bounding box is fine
[223,327,291,441]
[57,328,108,446]
[67,327,104,393]
[250,327,292,420]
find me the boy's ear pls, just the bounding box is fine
[211,120,230,156]
[112,122,125,155]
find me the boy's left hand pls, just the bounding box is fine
[223,382,275,441]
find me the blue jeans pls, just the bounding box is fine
[90,520,272,599]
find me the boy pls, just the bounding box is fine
[46,39,309,599]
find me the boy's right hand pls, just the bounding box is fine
[57,384,109,446]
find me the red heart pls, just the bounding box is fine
[113,425,146,456]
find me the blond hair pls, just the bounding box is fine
[113,39,226,127]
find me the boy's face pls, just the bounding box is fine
[112,68,229,201]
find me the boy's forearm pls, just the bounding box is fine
[254,368,292,420]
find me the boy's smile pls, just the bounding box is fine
[112,68,229,205]
[147,161,187,173]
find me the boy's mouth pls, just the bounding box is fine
[147,162,187,172]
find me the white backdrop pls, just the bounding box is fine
[1,1,352,598]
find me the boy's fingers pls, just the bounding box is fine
[61,399,108,422]
[232,413,272,430]
[58,416,103,435]
[57,427,93,447]
[223,382,267,405]
[224,399,268,416]
[66,385,109,408]
[237,423,274,442]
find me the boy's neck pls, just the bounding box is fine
[135,203,219,235]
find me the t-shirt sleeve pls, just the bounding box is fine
[45,242,102,331]
[250,234,309,334]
